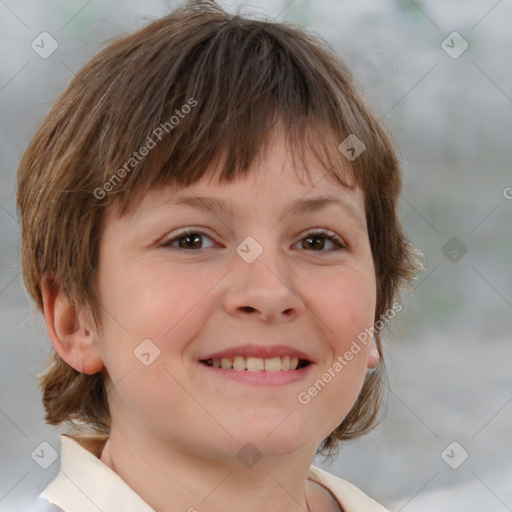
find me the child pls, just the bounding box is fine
[16,1,422,511]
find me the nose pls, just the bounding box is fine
[222,243,304,323]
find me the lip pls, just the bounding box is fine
[197,359,314,386]
[198,343,315,363]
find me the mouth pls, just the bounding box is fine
[199,356,312,372]
[196,343,315,385]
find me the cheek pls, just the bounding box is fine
[296,268,375,426]
[97,259,217,339]
[307,266,376,348]
[95,260,221,388]
[95,262,212,427]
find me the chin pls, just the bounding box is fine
[228,420,316,456]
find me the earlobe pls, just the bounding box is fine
[366,338,380,370]
[41,274,104,374]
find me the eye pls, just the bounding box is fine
[160,229,216,250]
[296,229,346,252]
[160,228,346,252]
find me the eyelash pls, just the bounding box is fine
[160,228,346,252]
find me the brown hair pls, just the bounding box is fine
[16,0,422,459]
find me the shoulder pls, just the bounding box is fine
[308,465,389,512]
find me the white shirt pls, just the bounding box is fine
[40,435,388,512]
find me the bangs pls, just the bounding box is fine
[115,119,358,216]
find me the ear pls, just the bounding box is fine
[366,337,380,370]
[41,274,104,374]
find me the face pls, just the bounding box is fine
[94,132,377,463]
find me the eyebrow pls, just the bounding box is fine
[170,195,366,231]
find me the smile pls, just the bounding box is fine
[200,356,311,371]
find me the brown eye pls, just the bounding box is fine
[298,230,346,252]
[176,233,203,249]
[162,230,216,250]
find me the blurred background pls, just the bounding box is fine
[1,0,511,510]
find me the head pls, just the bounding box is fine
[16,1,421,461]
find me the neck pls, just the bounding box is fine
[100,426,320,512]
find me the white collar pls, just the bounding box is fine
[41,434,387,512]
[41,435,153,512]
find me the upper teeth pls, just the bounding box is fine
[206,356,301,371]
